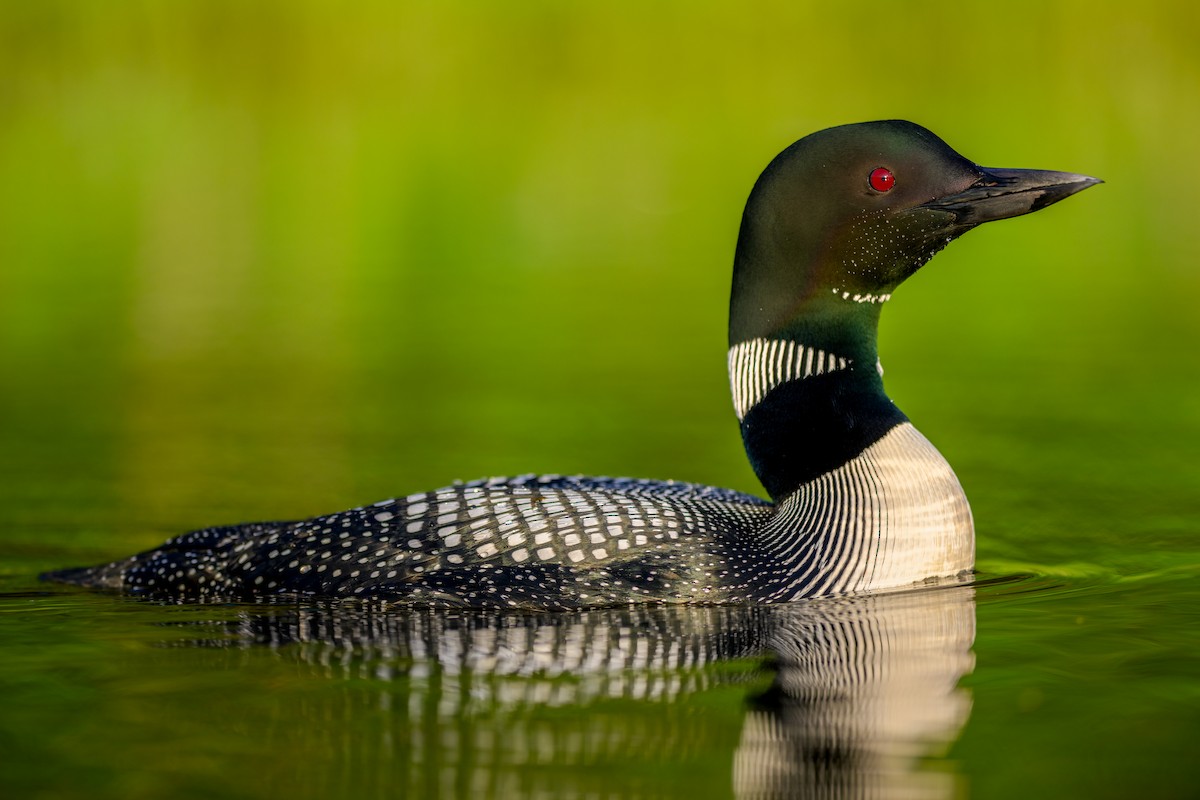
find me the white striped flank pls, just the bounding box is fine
[728,338,853,420]
[755,422,974,600]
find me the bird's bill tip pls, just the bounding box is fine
[918,167,1102,225]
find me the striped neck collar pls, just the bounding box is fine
[728,338,853,421]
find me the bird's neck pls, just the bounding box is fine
[729,306,907,501]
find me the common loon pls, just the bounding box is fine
[43,121,1098,608]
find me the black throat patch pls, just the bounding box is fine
[739,370,908,500]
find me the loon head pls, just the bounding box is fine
[729,120,1100,500]
[730,120,1101,347]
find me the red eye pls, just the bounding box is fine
[869,167,895,192]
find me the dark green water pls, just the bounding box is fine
[2,2,1198,798]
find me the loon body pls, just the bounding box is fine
[44,121,1098,608]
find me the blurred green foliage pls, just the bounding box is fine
[1,0,1197,562]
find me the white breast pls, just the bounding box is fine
[758,422,975,599]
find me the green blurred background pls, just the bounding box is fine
[3,0,1196,567]
[2,3,1199,799]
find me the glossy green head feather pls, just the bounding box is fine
[729,120,1100,345]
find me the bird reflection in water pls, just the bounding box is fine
[732,587,974,799]
[200,584,974,799]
